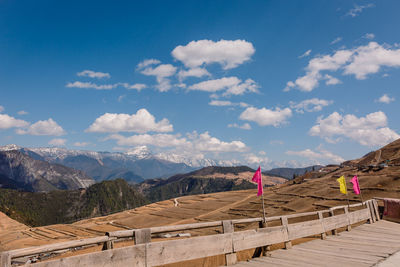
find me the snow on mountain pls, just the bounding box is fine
[0,144,22,151]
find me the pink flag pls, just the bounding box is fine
[350,175,361,195]
[252,166,263,196]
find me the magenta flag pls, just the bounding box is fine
[252,166,263,196]
[350,175,361,195]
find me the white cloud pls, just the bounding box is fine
[239,107,292,127]
[177,68,210,81]
[244,153,270,167]
[309,111,400,147]
[0,106,4,113]
[299,49,312,58]
[48,138,67,146]
[17,110,28,115]
[73,142,90,147]
[66,81,116,90]
[138,61,177,92]
[108,131,247,153]
[290,98,333,113]
[209,100,234,106]
[171,39,255,70]
[228,123,252,130]
[136,59,161,69]
[377,94,395,104]
[330,37,343,45]
[0,114,29,130]
[324,74,341,85]
[188,77,258,96]
[286,147,344,164]
[346,3,374,17]
[286,42,400,91]
[363,33,375,40]
[344,42,400,79]
[77,70,110,79]
[86,108,173,134]
[16,118,66,136]
[119,83,147,91]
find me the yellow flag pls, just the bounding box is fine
[336,176,347,194]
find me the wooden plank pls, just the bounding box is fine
[293,247,380,263]
[146,233,233,266]
[9,236,113,258]
[0,252,11,267]
[252,256,304,267]
[31,244,146,267]
[280,217,292,249]
[270,248,370,267]
[368,201,377,222]
[325,237,398,251]
[348,208,370,224]
[233,226,287,252]
[337,234,400,245]
[223,220,234,233]
[287,219,324,240]
[353,227,400,238]
[134,228,151,244]
[373,199,380,221]
[320,240,393,256]
[322,213,348,231]
[328,209,338,235]
[318,211,326,240]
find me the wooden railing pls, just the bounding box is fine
[0,199,381,267]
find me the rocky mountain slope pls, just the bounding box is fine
[263,165,323,179]
[0,179,148,226]
[0,150,94,192]
[137,166,287,202]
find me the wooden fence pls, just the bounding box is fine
[0,199,381,267]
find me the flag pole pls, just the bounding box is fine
[261,190,266,223]
[345,191,350,209]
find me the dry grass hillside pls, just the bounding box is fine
[1,138,400,258]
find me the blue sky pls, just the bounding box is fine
[1,0,399,168]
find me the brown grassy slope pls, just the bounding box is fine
[1,138,400,252]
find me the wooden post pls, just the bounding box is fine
[259,221,270,256]
[102,239,114,250]
[134,228,151,245]
[222,220,237,266]
[344,206,352,231]
[0,252,11,267]
[280,216,292,249]
[368,201,376,223]
[318,211,327,240]
[372,199,380,221]
[329,209,338,235]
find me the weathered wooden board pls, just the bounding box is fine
[146,233,233,266]
[233,226,287,252]
[30,244,146,267]
[348,208,370,224]
[287,219,324,240]
[322,213,348,231]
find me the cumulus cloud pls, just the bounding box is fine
[228,123,252,130]
[290,98,333,113]
[171,39,255,70]
[66,81,116,90]
[286,147,344,164]
[16,118,66,136]
[286,42,400,91]
[137,60,177,92]
[299,50,312,58]
[177,68,210,81]
[48,138,67,146]
[309,111,400,147]
[189,77,258,96]
[0,106,4,112]
[377,94,395,104]
[17,110,28,115]
[209,100,234,106]
[86,109,173,134]
[0,114,29,130]
[108,131,247,153]
[244,153,270,167]
[239,107,292,127]
[77,70,110,79]
[346,3,374,17]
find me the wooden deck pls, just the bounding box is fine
[233,220,400,267]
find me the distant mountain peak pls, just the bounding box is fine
[0,144,21,151]
[124,146,152,159]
